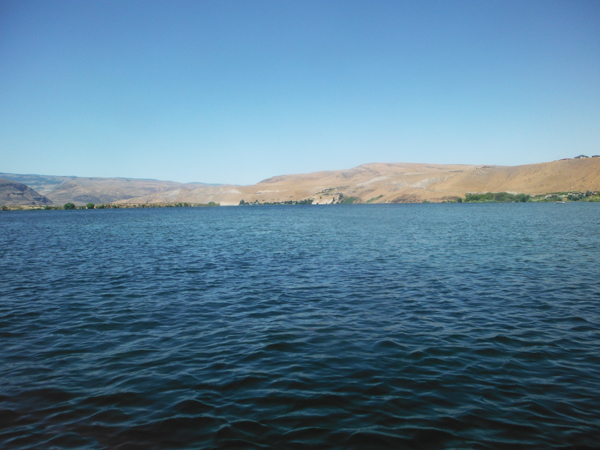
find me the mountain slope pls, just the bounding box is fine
[114,158,600,205]
[4,157,600,206]
[0,173,221,205]
[433,158,600,194]
[0,173,73,197]
[45,177,196,205]
[0,178,53,206]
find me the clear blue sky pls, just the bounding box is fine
[1,0,599,184]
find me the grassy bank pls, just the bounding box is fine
[461,191,600,203]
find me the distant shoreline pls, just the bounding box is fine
[2,190,600,211]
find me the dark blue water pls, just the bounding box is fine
[1,204,599,449]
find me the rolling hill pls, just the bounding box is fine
[115,157,600,205]
[0,173,211,206]
[2,157,600,206]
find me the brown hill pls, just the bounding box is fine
[4,157,600,206]
[0,172,222,206]
[113,157,600,205]
[0,173,73,196]
[0,178,53,206]
[45,177,198,205]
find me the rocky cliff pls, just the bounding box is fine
[0,178,53,206]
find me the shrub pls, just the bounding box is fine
[341,196,359,204]
[64,203,75,210]
[514,194,530,202]
[86,203,95,209]
[367,195,384,203]
[465,192,530,203]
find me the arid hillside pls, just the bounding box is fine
[3,157,600,206]
[44,177,198,205]
[114,157,600,205]
[0,173,215,206]
[0,178,53,206]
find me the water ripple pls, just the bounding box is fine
[1,204,600,448]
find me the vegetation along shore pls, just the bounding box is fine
[2,190,599,211]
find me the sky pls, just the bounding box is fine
[1,0,599,185]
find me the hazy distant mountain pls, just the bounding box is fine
[0,173,74,196]
[0,173,210,205]
[44,177,196,205]
[3,157,600,206]
[0,173,227,206]
[0,178,53,206]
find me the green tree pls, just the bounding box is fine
[64,203,75,210]
[86,203,95,209]
[514,194,530,202]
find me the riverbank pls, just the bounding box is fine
[3,190,600,210]
[1,202,220,211]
